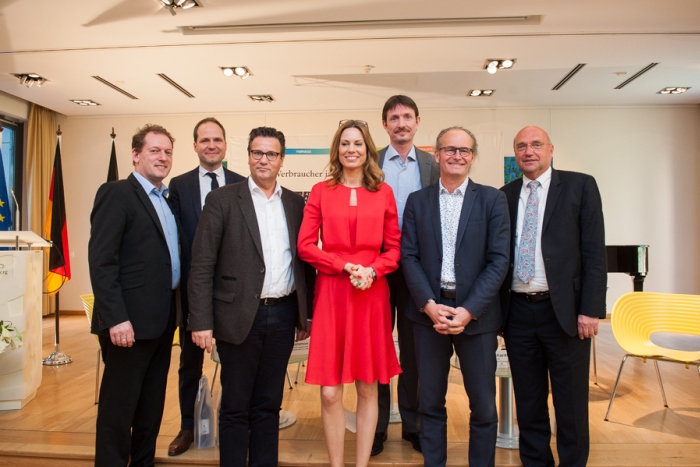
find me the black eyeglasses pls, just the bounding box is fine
[339,119,368,127]
[438,146,473,157]
[249,150,281,161]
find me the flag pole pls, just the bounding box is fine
[43,125,72,366]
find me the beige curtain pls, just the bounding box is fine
[26,104,57,315]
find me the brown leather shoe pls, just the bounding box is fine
[168,429,194,456]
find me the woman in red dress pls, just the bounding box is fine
[298,119,402,466]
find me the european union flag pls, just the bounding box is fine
[0,147,13,231]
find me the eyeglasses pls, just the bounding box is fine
[514,142,548,153]
[438,146,473,157]
[339,119,368,127]
[249,150,281,161]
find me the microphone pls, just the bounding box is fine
[9,188,19,231]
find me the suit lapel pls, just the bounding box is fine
[428,184,443,254]
[129,174,166,240]
[185,168,202,221]
[506,181,520,240]
[238,181,265,260]
[455,180,477,248]
[542,169,561,233]
[378,147,387,169]
[281,189,298,258]
[417,148,434,188]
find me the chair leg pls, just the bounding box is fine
[605,355,629,421]
[286,369,293,389]
[653,360,668,407]
[211,362,219,397]
[591,335,598,385]
[95,349,101,405]
[294,362,302,384]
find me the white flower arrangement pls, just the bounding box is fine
[0,320,23,354]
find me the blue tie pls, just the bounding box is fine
[516,180,540,283]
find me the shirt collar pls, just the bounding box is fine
[439,176,469,195]
[386,144,417,162]
[247,176,282,199]
[133,171,168,197]
[522,166,552,191]
[199,165,225,178]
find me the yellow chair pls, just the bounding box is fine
[80,293,180,404]
[605,292,700,421]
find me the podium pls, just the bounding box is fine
[0,232,50,409]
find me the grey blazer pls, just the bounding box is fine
[378,146,440,189]
[187,180,315,345]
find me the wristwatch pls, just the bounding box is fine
[420,298,436,313]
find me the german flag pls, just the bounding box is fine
[44,137,71,295]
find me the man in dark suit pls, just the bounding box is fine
[188,126,315,466]
[89,124,182,467]
[373,95,439,456]
[500,125,607,467]
[167,117,244,456]
[402,126,510,467]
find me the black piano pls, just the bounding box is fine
[606,245,649,291]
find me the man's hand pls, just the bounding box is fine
[439,307,474,334]
[192,330,214,353]
[577,315,599,339]
[423,300,457,335]
[296,320,311,341]
[110,321,135,347]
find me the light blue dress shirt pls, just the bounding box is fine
[381,145,422,229]
[132,171,181,289]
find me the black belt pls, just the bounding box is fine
[511,291,550,303]
[259,291,296,306]
[440,288,457,299]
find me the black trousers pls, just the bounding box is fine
[177,325,205,430]
[376,266,420,435]
[503,294,592,467]
[413,297,498,467]
[217,300,297,467]
[94,305,176,467]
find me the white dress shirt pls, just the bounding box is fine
[511,166,552,293]
[198,165,225,209]
[248,177,295,298]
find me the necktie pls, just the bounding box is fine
[205,172,219,191]
[516,180,541,283]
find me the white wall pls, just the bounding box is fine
[56,105,700,314]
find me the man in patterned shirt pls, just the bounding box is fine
[401,126,510,466]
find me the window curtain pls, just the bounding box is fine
[26,104,56,315]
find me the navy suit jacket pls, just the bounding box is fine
[499,168,607,336]
[169,166,244,326]
[401,179,510,335]
[89,173,185,339]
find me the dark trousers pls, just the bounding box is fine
[413,297,498,467]
[377,266,420,435]
[177,325,205,430]
[217,300,297,467]
[94,307,176,467]
[503,294,592,467]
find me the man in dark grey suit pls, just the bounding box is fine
[89,124,182,466]
[373,95,439,456]
[500,126,607,467]
[167,117,244,456]
[402,126,510,467]
[188,126,315,466]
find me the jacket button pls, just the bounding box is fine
[255,294,260,299]
[260,268,265,273]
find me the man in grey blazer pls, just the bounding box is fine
[167,117,244,456]
[402,126,510,466]
[188,126,315,466]
[373,95,439,456]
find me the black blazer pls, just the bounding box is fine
[88,173,185,339]
[378,146,440,189]
[401,179,511,335]
[168,166,244,325]
[187,180,315,345]
[499,168,607,336]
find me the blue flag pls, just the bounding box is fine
[0,147,13,231]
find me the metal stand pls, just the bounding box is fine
[496,369,519,449]
[43,293,72,365]
[389,376,402,423]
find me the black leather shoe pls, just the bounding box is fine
[402,431,422,453]
[371,431,388,456]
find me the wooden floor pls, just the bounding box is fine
[1,315,699,466]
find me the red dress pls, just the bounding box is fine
[298,181,402,385]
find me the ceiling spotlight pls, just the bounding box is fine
[13,73,48,88]
[248,94,274,102]
[159,0,200,15]
[222,66,252,79]
[468,89,495,97]
[71,99,101,106]
[483,59,517,74]
[657,86,690,95]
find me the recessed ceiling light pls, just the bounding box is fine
[468,89,495,97]
[483,59,516,74]
[657,86,690,94]
[70,99,101,106]
[221,66,252,79]
[12,73,48,88]
[248,94,274,102]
